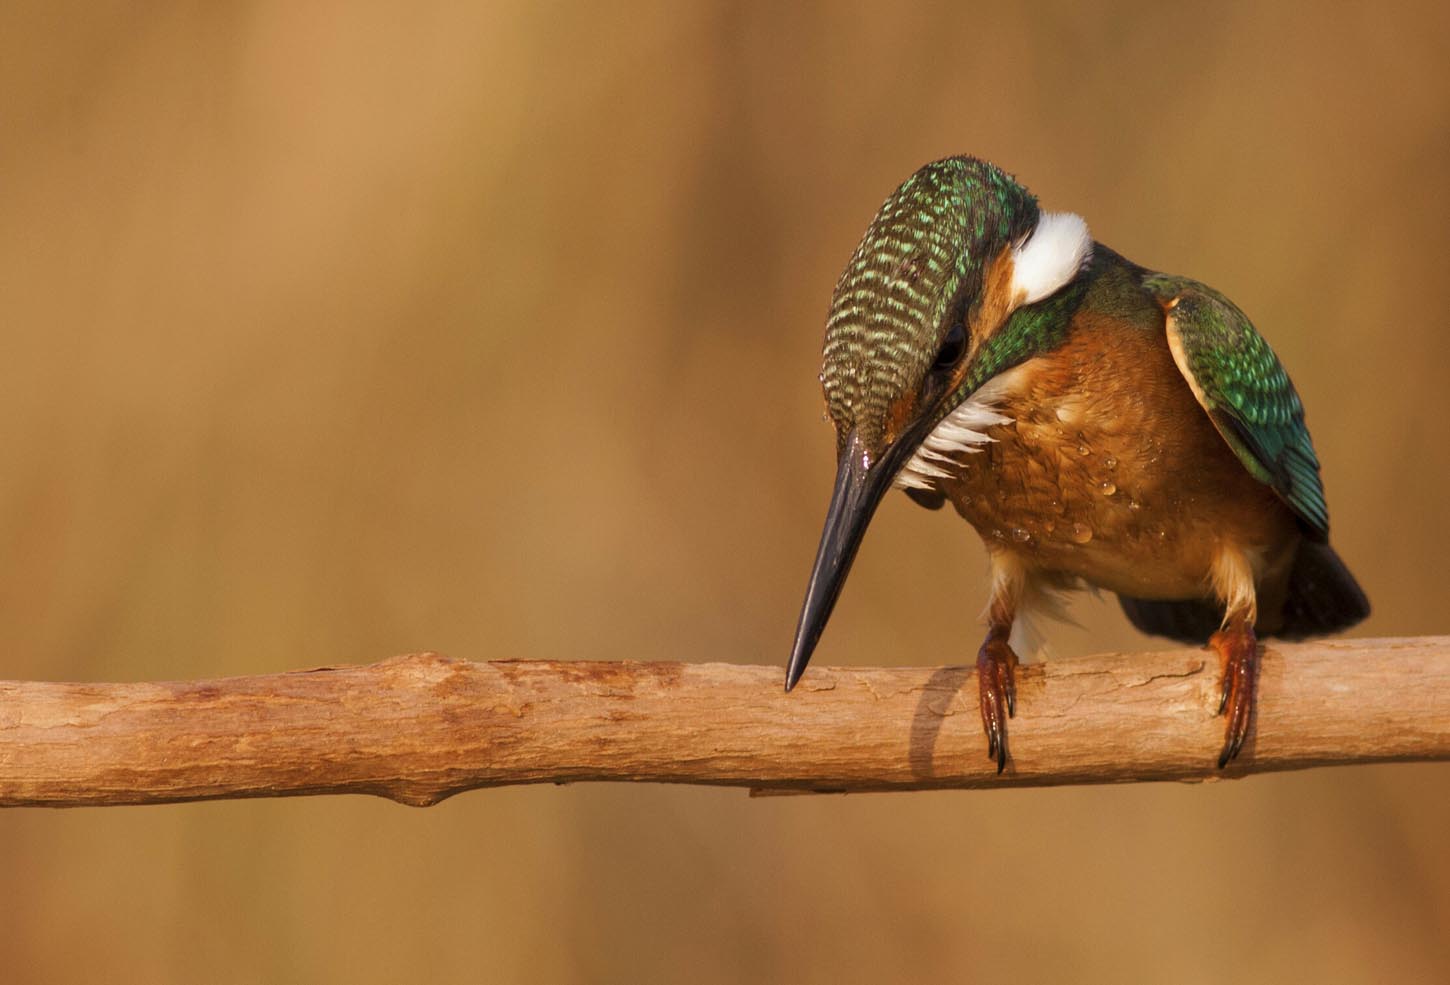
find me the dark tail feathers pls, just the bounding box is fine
[1276,540,1370,640]
[1118,541,1369,644]
[1117,595,1221,645]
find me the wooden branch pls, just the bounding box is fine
[1,636,1446,807]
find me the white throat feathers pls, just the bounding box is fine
[893,371,1025,491]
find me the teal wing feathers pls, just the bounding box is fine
[1143,274,1329,540]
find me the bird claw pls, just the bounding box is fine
[977,635,1019,774]
[1210,624,1258,768]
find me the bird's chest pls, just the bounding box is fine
[937,328,1289,597]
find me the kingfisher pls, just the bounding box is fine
[785,156,1369,771]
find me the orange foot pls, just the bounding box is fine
[1210,622,1259,768]
[977,632,1019,774]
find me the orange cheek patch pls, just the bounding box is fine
[971,247,1021,353]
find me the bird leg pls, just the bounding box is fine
[977,557,1023,773]
[1210,613,1258,768]
[977,623,1019,774]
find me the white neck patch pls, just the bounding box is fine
[1010,211,1092,305]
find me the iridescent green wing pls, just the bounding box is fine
[1143,274,1329,540]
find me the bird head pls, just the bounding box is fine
[786,156,1093,689]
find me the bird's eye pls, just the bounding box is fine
[933,323,967,369]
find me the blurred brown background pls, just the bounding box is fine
[2,2,1448,983]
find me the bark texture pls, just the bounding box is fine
[1,636,1445,807]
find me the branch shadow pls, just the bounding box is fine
[908,664,974,780]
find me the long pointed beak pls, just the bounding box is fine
[785,430,900,691]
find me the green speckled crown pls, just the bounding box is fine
[821,157,1039,450]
